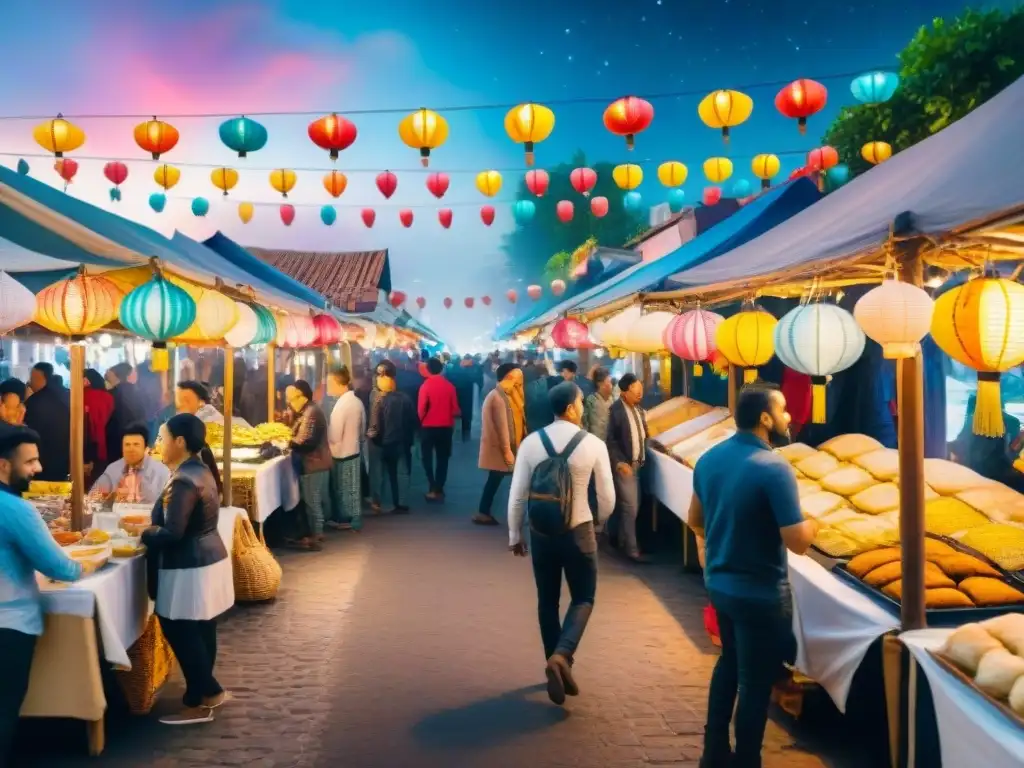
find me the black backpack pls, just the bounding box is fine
[528,428,587,536]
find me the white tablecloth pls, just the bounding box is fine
[225,455,300,522]
[650,408,731,450]
[645,449,695,521]
[902,628,1024,768]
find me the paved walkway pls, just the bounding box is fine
[19,436,870,768]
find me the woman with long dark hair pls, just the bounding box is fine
[142,414,233,725]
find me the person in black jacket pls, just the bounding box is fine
[22,363,70,482]
[366,364,417,513]
[105,363,148,462]
[605,373,650,563]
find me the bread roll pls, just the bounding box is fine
[847,548,902,579]
[940,623,1004,674]
[1009,675,1024,716]
[974,648,1024,699]
[980,614,1024,656]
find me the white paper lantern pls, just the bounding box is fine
[599,306,642,347]
[223,301,258,347]
[623,311,675,354]
[775,303,866,423]
[0,271,37,334]
[853,280,934,359]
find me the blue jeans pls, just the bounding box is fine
[702,588,796,768]
[530,522,598,660]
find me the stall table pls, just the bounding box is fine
[222,455,299,524]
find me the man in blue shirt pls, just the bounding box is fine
[0,425,92,761]
[89,423,171,505]
[687,384,819,768]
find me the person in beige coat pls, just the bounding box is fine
[473,364,525,526]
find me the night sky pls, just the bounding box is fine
[0,0,1014,348]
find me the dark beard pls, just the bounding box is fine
[768,427,792,448]
[8,472,31,495]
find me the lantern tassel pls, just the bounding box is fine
[743,368,757,384]
[151,343,170,372]
[693,362,703,377]
[525,142,535,166]
[973,373,1005,437]
[811,375,828,425]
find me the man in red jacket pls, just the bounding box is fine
[418,357,460,502]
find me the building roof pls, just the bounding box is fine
[248,248,392,313]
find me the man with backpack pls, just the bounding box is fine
[507,381,615,706]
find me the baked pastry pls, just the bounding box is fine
[776,443,818,463]
[819,507,864,526]
[924,498,990,537]
[924,539,958,558]
[796,478,822,497]
[863,561,953,589]
[958,577,1024,607]
[940,623,1005,674]
[819,466,878,497]
[930,553,1002,582]
[800,492,845,519]
[881,580,903,601]
[795,452,841,480]
[850,483,901,515]
[1009,674,1024,715]
[925,588,975,609]
[922,458,993,496]
[52,531,82,546]
[812,528,865,558]
[847,547,902,578]
[82,529,110,545]
[974,648,1024,699]
[852,448,901,481]
[956,484,1024,524]
[959,524,1024,572]
[837,516,901,548]
[818,434,884,461]
[981,614,1024,656]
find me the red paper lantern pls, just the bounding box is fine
[481,295,492,306]
[312,313,342,345]
[775,79,828,134]
[480,205,495,226]
[506,289,518,304]
[603,96,654,150]
[806,146,839,171]
[389,291,407,308]
[54,158,78,184]
[569,167,597,197]
[663,309,724,374]
[527,284,542,300]
[590,196,609,218]
[133,118,179,160]
[788,166,813,181]
[525,169,549,197]
[552,318,592,350]
[399,209,414,228]
[464,297,475,309]
[308,113,357,160]
[280,204,295,226]
[426,172,449,199]
[376,171,398,199]
[556,200,574,223]
[438,209,453,228]
[444,297,453,309]
[416,296,426,309]
[551,279,566,296]
[702,186,722,206]
[361,208,376,228]
[103,161,128,186]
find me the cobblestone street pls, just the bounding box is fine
[17,436,871,768]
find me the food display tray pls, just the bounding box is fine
[927,650,1024,729]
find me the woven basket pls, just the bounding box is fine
[114,614,177,715]
[232,515,282,602]
[231,474,257,521]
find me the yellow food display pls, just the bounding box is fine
[958,524,1024,572]
[645,398,715,437]
[819,466,877,497]
[924,498,990,536]
[818,433,884,461]
[82,530,111,545]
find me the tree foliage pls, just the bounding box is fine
[501,150,646,283]
[823,7,1024,177]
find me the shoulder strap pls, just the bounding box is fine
[560,430,587,460]
[537,428,557,458]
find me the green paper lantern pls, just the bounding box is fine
[250,303,278,345]
[120,276,197,370]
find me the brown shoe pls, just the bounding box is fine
[202,691,231,709]
[553,654,579,696]
[369,502,382,514]
[472,513,499,526]
[545,657,567,705]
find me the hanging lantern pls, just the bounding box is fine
[623,191,643,212]
[134,117,179,160]
[103,162,128,190]
[119,274,197,371]
[504,290,517,305]
[861,141,892,165]
[399,209,414,228]
[361,208,376,228]
[715,307,777,383]
[444,298,453,309]
[825,165,851,192]
[308,113,357,160]
[0,271,37,334]
[599,306,642,348]
[850,72,900,105]
[398,108,448,166]
[775,304,866,423]
[667,189,686,213]
[789,166,813,181]
[590,196,609,218]
[465,297,475,309]
[930,274,1024,437]
[16,159,29,175]
[173,284,239,344]
[476,170,502,197]
[552,318,591,350]
[703,157,733,184]
[438,209,453,229]
[853,279,934,359]
[612,163,643,190]
[312,313,342,346]
[376,171,398,199]
[223,301,259,348]
[624,311,675,354]
[513,199,536,223]
[270,169,297,198]
[525,169,549,197]
[709,349,730,378]
[570,167,597,197]
[703,187,722,206]
[807,146,840,172]
[527,285,542,300]
[697,89,754,142]
[323,170,348,198]
[731,179,753,197]
[219,116,268,157]
[250,304,278,345]
[751,154,781,189]
[191,197,209,217]
[390,291,407,309]
[237,202,254,223]
[35,270,122,337]
[416,297,426,309]
[149,193,166,213]
[154,164,180,191]
[481,296,492,306]
[33,114,85,157]
[211,167,239,196]
[279,204,295,226]
[320,205,337,226]
[480,205,496,226]
[776,79,828,134]
[426,172,450,199]
[504,103,555,165]
[657,161,688,187]
[603,96,654,150]
[551,279,566,296]
[663,308,724,375]
[556,200,574,223]
[54,159,78,190]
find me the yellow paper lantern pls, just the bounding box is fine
[35,271,122,336]
[153,164,180,191]
[853,279,934,359]
[211,167,239,196]
[623,311,674,354]
[599,306,642,348]
[612,164,643,191]
[697,90,754,142]
[476,170,503,197]
[398,108,449,167]
[657,161,688,187]
[861,141,892,165]
[269,169,297,198]
[703,157,733,184]
[715,308,777,383]
[173,283,240,343]
[931,275,1024,437]
[32,114,85,158]
[238,202,254,223]
[504,103,555,166]
[751,154,781,189]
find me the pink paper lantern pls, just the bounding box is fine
[702,187,722,206]
[506,289,518,304]
[556,200,574,223]
[551,318,593,350]
[551,279,566,296]
[312,313,342,345]
[663,309,725,374]
[527,284,542,300]
[590,196,609,218]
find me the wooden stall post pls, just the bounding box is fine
[578,347,591,377]
[642,354,653,393]
[222,346,234,508]
[266,344,276,424]
[70,342,86,531]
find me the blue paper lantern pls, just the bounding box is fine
[513,199,536,224]
[623,191,642,212]
[320,205,337,226]
[191,197,210,217]
[731,179,753,198]
[109,188,122,203]
[149,193,166,213]
[16,159,29,175]
[119,276,197,371]
[825,164,851,192]
[219,116,268,158]
[850,72,899,105]
[667,188,686,213]
[250,303,277,345]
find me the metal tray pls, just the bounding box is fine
[927,650,1024,730]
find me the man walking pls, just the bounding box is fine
[417,357,459,503]
[688,384,818,768]
[366,363,417,514]
[286,380,333,550]
[605,373,650,563]
[507,382,615,705]
[327,367,365,531]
